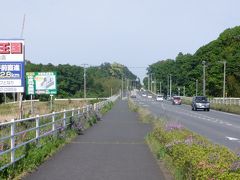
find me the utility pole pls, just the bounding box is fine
[82,64,88,99]
[169,74,172,98]
[183,86,185,96]
[121,75,124,99]
[150,74,153,92]
[196,79,198,96]
[222,61,226,100]
[19,14,26,119]
[167,75,169,97]
[159,81,162,95]
[148,75,150,91]
[154,77,156,94]
[202,61,206,96]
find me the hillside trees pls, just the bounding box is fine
[146,26,240,97]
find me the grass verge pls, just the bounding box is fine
[129,99,240,179]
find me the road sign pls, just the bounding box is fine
[0,40,25,92]
[26,72,57,95]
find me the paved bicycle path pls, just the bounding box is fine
[24,100,167,180]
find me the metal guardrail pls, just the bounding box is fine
[209,98,240,106]
[0,95,119,171]
[180,97,240,106]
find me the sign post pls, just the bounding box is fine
[26,72,57,112]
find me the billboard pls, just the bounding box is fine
[26,72,57,95]
[0,40,25,92]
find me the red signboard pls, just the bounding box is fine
[0,42,22,54]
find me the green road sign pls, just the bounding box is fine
[26,72,57,95]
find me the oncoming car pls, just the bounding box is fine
[147,94,153,98]
[191,96,210,111]
[172,96,182,105]
[156,95,164,101]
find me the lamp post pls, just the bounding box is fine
[183,86,185,96]
[154,77,156,94]
[148,74,150,91]
[150,73,153,92]
[121,75,124,99]
[202,61,206,96]
[159,81,162,95]
[82,63,88,99]
[196,79,198,96]
[169,74,172,98]
[222,61,227,99]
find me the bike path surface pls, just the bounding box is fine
[24,100,166,180]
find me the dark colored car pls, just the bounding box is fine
[172,96,182,105]
[191,96,210,111]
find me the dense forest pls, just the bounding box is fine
[144,26,240,97]
[0,61,137,103]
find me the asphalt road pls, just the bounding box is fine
[133,93,240,152]
[24,100,166,180]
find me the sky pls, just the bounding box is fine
[1,0,240,81]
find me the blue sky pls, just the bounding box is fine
[1,0,240,81]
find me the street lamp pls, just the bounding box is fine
[159,81,162,95]
[195,79,198,96]
[169,74,172,98]
[219,61,227,99]
[82,63,88,99]
[202,61,206,96]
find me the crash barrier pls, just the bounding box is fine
[210,98,240,106]
[0,95,119,171]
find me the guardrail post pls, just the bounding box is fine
[72,108,74,118]
[77,108,80,119]
[52,112,55,133]
[63,109,66,128]
[94,104,96,111]
[36,115,40,144]
[10,119,15,164]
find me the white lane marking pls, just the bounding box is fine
[226,136,239,141]
[211,109,240,118]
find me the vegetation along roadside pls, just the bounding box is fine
[0,100,114,180]
[129,99,240,179]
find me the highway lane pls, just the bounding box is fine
[133,94,240,152]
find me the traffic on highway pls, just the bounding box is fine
[133,91,240,152]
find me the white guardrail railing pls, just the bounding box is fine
[0,95,119,171]
[209,98,240,106]
[148,92,240,106]
[182,97,240,106]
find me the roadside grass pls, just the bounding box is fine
[129,99,240,179]
[0,100,87,123]
[0,101,114,180]
[211,103,240,115]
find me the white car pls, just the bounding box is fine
[156,95,164,101]
[142,93,147,97]
[147,95,152,98]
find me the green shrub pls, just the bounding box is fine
[147,124,240,179]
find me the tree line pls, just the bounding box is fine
[0,61,137,103]
[144,26,240,97]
